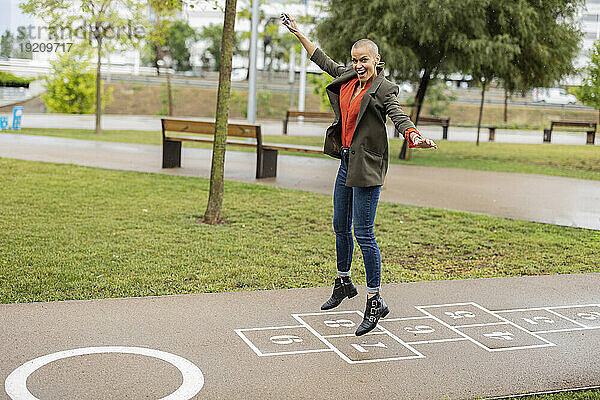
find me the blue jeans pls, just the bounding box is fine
[333,147,382,294]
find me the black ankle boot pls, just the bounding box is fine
[321,276,358,310]
[355,293,389,336]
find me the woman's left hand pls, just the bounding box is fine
[412,135,438,149]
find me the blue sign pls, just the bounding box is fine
[12,106,23,130]
[1,106,24,131]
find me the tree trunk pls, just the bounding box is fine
[503,87,508,123]
[166,66,174,116]
[412,71,431,126]
[154,17,173,117]
[400,69,431,160]
[203,0,238,225]
[476,79,486,146]
[95,36,103,135]
[268,44,274,81]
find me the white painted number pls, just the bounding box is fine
[404,325,435,334]
[270,335,303,345]
[324,319,355,328]
[444,311,476,319]
[483,331,514,341]
[521,316,555,325]
[576,311,600,320]
[351,342,387,353]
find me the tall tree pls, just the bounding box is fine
[21,0,146,134]
[314,0,583,155]
[315,0,491,158]
[198,23,241,70]
[203,0,238,224]
[499,0,583,124]
[149,1,178,116]
[0,30,14,58]
[146,20,199,71]
[571,40,600,124]
[166,20,199,71]
[467,0,582,143]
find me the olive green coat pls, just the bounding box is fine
[310,47,417,187]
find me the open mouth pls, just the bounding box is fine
[357,68,367,78]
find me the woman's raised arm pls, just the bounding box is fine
[281,13,346,78]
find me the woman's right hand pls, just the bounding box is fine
[281,13,300,35]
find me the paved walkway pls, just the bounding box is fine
[1,133,599,230]
[2,274,600,399]
[17,113,600,145]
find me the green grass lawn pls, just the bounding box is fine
[1,158,599,399]
[1,157,598,303]
[516,390,600,399]
[13,127,600,181]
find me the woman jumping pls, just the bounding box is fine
[282,13,437,336]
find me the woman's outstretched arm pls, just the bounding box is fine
[281,12,347,78]
[384,85,437,149]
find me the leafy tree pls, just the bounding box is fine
[148,1,178,116]
[461,23,519,145]
[468,0,582,143]
[13,34,33,59]
[314,0,495,158]
[41,46,113,114]
[145,19,199,71]
[499,0,583,124]
[166,20,199,71]
[1,30,14,58]
[315,0,584,155]
[571,40,600,124]
[308,72,334,111]
[21,0,146,134]
[198,23,241,71]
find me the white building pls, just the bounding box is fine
[577,0,600,66]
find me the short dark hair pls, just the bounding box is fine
[351,39,379,58]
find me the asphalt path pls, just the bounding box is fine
[2,274,600,399]
[1,133,599,230]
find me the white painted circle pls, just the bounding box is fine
[4,346,204,400]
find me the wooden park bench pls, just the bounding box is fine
[282,110,334,135]
[162,118,322,179]
[544,120,597,144]
[416,116,450,140]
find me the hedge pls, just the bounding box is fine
[0,72,35,88]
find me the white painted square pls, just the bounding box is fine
[325,332,423,363]
[416,302,503,327]
[293,311,385,337]
[378,317,464,344]
[494,309,584,333]
[456,324,555,351]
[235,325,332,356]
[546,305,600,328]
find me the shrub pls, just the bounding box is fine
[0,72,35,88]
[42,47,113,114]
